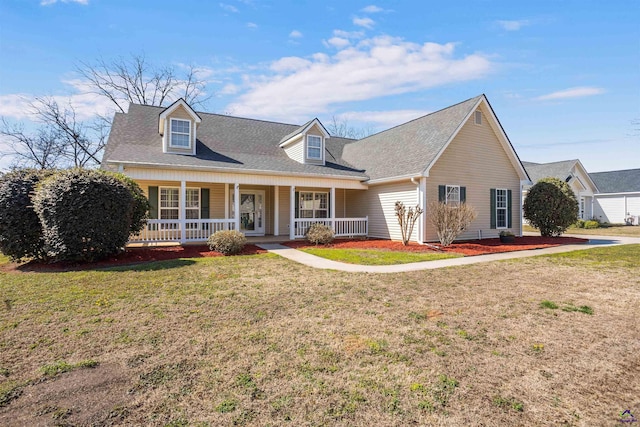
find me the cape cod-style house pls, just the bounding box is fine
[101,94,531,244]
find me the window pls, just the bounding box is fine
[185,188,200,229]
[446,185,460,206]
[474,111,482,125]
[170,118,191,148]
[496,188,507,228]
[299,191,328,218]
[160,187,179,229]
[307,135,322,160]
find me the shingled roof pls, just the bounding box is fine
[103,94,526,183]
[103,104,367,180]
[522,160,578,185]
[341,95,485,181]
[590,169,640,193]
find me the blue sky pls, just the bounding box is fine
[0,0,638,172]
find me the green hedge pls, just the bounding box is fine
[32,169,135,262]
[523,177,578,237]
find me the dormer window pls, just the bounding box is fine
[170,119,191,148]
[307,135,322,160]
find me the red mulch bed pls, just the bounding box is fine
[283,236,589,256]
[3,244,267,273]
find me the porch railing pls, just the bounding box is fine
[129,219,237,244]
[293,217,368,239]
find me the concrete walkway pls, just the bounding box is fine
[256,234,640,274]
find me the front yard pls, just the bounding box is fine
[1,246,639,426]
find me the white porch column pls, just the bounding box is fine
[330,187,336,231]
[180,180,187,243]
[274,186,279,236]
[290,186,296,240]
[234,183,240,232]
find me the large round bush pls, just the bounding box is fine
[33,169,135,262]
[524,177,578,237]
[0,169,52,260]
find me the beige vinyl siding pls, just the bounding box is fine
[344,190,368,218]
[426,108,521,241]
[334,188,346,218]
[351,181,417,241]
[278,186,290,235]
[283,136,305,163]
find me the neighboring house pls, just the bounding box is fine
[101,94,530,244]
[522,159,598,219]
[590,168,640,224]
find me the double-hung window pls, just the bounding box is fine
[496,188,507,228]
[170,119,191,148]
[446,185,460,207]
[160,187,179,229]
[299,191,328,218]
[307,135,322,160]
[185,188,200,229]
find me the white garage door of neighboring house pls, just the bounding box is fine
[594,194,640,224]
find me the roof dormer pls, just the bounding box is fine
[279,118,330,165]
[159,98,202,156]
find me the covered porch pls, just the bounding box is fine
[127,179,368,244]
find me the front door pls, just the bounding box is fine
[239,190,265,236]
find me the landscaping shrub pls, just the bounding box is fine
[0,169,52,260]
[583,220,599,229]
[32,169,134,262]
[395,201,423,245]
[574,219,585,229]
[523,177,578,237]
[110,172,150,235]
[305,223,335,245]
[207,230,247,255]
[429,201,477,246]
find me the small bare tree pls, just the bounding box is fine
[0,97,108,169]
[327,116,374,139]
[76,54,210,113]
[395,201,423,245]
[429,201,477,246]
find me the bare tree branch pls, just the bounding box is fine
[327,116,374,139]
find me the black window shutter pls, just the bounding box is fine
[148,186,158,219]
[438,185,446,202]
[460,187,466,203]
[295,191,299,219]
[507,189,513,228]
[201,188,210,219]
[490,188,496,229]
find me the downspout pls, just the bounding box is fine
[410,177,423,244]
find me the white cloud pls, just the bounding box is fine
[40,0,88,5]
[247,22,258,29]
[270,57,312,73]
[535,86,605,101]
[226,36,493,121]
[0,90,114,122]
[324,37,350,49]
[353,17,375,29]
[361,5,383,13]
[219,3,239,13]
[496,20,529,31]
[289,30,303,38]
[219,83,240,95]
[336,109,431,128]
[333,29,365,39]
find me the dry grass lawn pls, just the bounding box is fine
[1,246,639,426]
